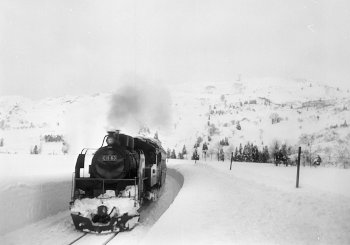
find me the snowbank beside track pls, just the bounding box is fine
[0,180,71,235]
[0,154,74,235]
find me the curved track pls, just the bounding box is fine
[69,232,118,245]
[65,168,183,245]
[1,168,183,245]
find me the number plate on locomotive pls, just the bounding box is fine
[102,155,117,161]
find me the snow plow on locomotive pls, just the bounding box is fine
[70,130,167,233]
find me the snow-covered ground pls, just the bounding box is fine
[143,160,350,245]
[1,157,349,245]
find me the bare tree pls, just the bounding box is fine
[336,145,350,169]
[299,134,315,166]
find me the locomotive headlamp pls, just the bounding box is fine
[106,136,115,145]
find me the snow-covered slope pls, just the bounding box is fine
[0,93,110,154]
[0,78,349,166]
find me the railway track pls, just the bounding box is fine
[67,233,88,245]
[65,170,183,245]
[68,232,119,245]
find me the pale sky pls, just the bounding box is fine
[1,0,349,99]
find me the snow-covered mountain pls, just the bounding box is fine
[0,78,349,166]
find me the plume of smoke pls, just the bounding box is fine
[107,78,172,134]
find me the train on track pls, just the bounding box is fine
[70,130,167,233]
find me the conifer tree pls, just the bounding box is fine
[262,146,270,163]
[281,144,288,159]
[219,148,225,161]
[33,145,39,154]
[238,143,243,161]
[225,137,229,145]
[182,145,187,154]
[234,147,239,161]
[202,142,208,151]
[166,148,171,158]
[252,145,259,162]
[171,149,177,159]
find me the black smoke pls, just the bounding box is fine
[107,80,172,134]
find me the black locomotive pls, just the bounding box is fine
[70,130,167,233]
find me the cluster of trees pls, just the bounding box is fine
[208,123,220,136]
[329,121,348,129]
[167,148,186,159]
[210,110,226,115]
[219,137,229,146]
[43,134,64,142]
[166,148,175,159]
[178,145,188,159]
[270,113,283,124]
[232,142,270,163]
[166,141,271,163]
[167,144,205,160]
[270,141,293,164]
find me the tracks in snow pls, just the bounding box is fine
[68,232,119,245]
[66,168,184,245]
[1,168,184,245]
[67,232,88,245]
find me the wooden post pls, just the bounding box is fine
[296,147,301,188]
[230,152,233,170]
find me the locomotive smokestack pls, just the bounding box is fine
[107,130,120,136]
[107,129,120,135]
[106,130,121,146]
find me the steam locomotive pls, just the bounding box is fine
[70,130,167,233]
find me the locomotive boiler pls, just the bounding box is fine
[70,130,167,233]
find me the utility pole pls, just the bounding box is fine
[296,147,301,188]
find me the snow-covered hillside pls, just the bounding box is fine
[166,79,350,167]
[0,78,349,166]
